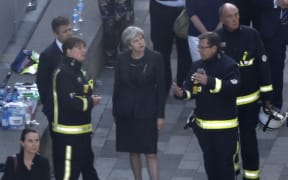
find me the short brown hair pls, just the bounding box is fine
[62,37,86,55]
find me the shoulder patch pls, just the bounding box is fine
[262,54,267,62]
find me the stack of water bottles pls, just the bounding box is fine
[72,0,85,33]
[0,83,39,130]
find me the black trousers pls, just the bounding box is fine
[262,24,288,109]
[149,0,192,94]
[238,102,260,180]
[53,133,100,180]
[193,125,238,180]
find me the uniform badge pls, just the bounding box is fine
[230,79,238,85]
[262,54,267,62]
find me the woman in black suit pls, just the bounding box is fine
[113,26,166,180]
[1,128,50,180]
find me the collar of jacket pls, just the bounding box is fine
[223,25,241,36]
[63,56,82,71]
[203,53,222,65]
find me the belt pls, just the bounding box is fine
[196,117,238,129]
[53,123,92,134]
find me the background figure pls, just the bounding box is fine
[52,37,101,180]
[113,26,166,180]
[186,0,231,62]
[254,0,288,110]
[149,0,192,94]
[217,3,273,179]
[35,16,72,176]
[1,128,50,180]
[234,0,260,28]
[173,32,240,180]
[98,0,134,68]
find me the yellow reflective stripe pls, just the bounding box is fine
[240,58,254,66]
[236,90,260,106]
[243,169,260,179]
[233,141,240,173]
[88,79,94,89]
[260,84,273,92]
[75,96,88,111]
[210,78,222,93]
[195,118,238,129]
[185,90,191,100]
[53,123,92,134]
[64,145,72,180]
[53,69,61,125]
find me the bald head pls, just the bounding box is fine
[219,3,240,31]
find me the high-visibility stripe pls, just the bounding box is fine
[243,169,260,179]
[88,79,94,89]
[195,117,238,129]
[236,90,260,106]
[185,90,191,100]
[260,84,273,93]
[239,58,254,66]
[233,141,240,174]
[210,78,222,93]
[75,96,88,111]
[53,69,61,125]
[64,145,72,180]
[53,123,92,134]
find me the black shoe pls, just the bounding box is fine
[104,61,115,69]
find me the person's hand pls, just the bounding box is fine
[172,82,184,97]
[192,72,208,85]
[91,95,102,106]
[157,118,164,130]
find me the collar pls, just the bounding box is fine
[56,39,63,52]
[63,56,82,71]
[223,25,241,35]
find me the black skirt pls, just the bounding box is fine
[116,117,158,153]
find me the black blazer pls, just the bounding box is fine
[1,153,50,180]
[112,48,166,119]
[36,41,63,119]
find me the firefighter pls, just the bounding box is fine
[217,3,273,180]
[52,37,101,180]
[173,32,240,180]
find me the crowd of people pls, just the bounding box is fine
[1,0,287,180]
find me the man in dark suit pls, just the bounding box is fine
[254,0,288,110]
[36,16,72,120]
[35,16,72,176]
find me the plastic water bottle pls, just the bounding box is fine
[24,97,33,122]
[77,0,84,22]
[1,107,10,129]
[72,9,80,32]
[12,87,19,102]
[4,86,13,102]
[0,86,5,101]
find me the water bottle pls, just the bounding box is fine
[12,87,19,102]
[1,107,10,129]
[4,86,13,102]
[24,97,33,122]
[0,86,5,101]
[72,8,80,32]
[77,0,84,22]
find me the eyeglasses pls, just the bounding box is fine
[198,45,212,50]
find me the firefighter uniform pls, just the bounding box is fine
[217,25,273,180]
[52,57,100,180]
[181,53,240,180]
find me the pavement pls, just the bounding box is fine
[0,0,288,179]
